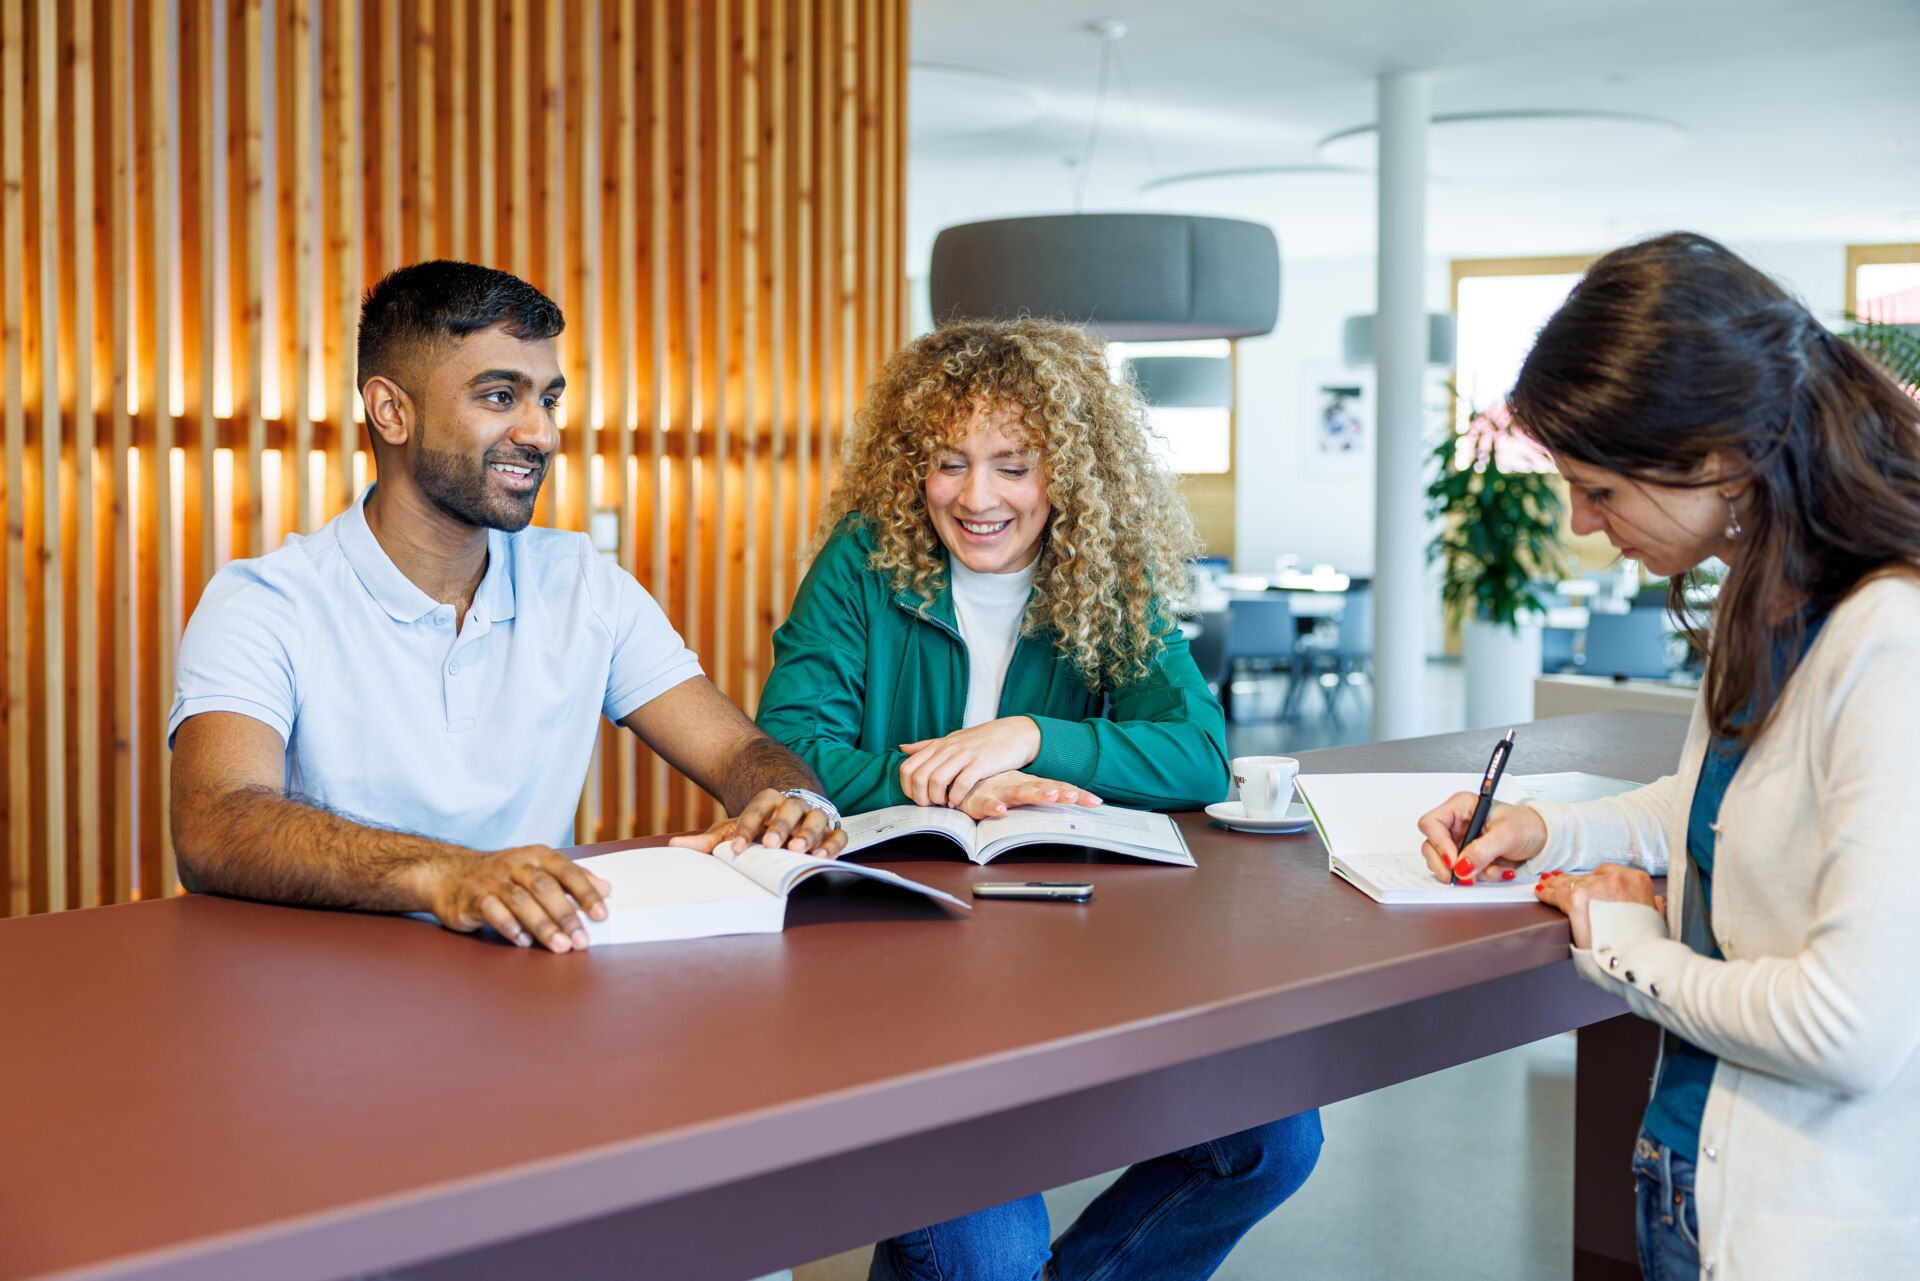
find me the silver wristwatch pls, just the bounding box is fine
[781,787,842,830]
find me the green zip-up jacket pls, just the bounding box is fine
[755,520,1232,815]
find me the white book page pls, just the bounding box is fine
[973,804,1194,866]
[1295,773,1529,858]
[716,843,972,912]
[574,847,784,944]
[1332,851,1539,905]
[1511,771,1643,805]
[577,846,770,905]
[838,805,979,860]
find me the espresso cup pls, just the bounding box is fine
[1231,755,1300,819]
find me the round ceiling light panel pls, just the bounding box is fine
[1316,111,1685,176]
[909,63,1046,141]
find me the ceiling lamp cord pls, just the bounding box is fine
[1073,20,1128,213]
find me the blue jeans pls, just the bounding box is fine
[1633,1128,1701,1281]
[867,1110,1323,1281]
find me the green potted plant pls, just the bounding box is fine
[1426,398,1571,726]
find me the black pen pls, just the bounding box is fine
[1454,729,1516,885]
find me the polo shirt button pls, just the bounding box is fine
[435,612,449,625]
[448,661,459,675]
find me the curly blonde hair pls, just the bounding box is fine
[819,317,1201,691]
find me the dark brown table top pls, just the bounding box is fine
[0,711,1687,1281]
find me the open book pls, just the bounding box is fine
[1294,771,1640,905]
[838,802,1195,867]
[574,843,968,944]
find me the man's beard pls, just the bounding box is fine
[411,420,547,532]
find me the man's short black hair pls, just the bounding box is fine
[357,260,565,392]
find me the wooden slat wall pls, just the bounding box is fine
[0,0,907,918]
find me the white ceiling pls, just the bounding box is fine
[907,0,1920,271]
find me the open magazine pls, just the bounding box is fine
[575,842,968,944]
[838,802,1195,867]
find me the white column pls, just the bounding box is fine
[1371,70,1431,742]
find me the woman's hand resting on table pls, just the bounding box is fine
[956,770,1102,821]
[1416,793,1549,883]
[1533,866,1662,949]
[899,717,1043,806]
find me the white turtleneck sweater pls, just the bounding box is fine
[948,555,1038,729]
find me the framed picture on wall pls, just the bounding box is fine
[1299,363,1373,475]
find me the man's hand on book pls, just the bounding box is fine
[670,788,849,859]
[958,771,1102,821]
[426,846,612,954]
[898,717,1043,806]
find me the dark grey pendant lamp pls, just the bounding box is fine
[928,213,1281,341]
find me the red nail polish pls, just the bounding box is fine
[1502,868,1517,881]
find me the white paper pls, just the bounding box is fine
[974,804,1194,866]
[1511,771,1643,805]
[838,805,977,858]
[1331,851,1540,905]
[1296,772,1529,858]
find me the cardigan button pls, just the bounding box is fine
[1705,1145,1718,1161]
[1608,956,1620,970]
[1649,982,1660,998]
[1623,970,1637,983]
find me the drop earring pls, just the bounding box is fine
[1723,493,1743,541]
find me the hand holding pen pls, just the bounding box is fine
[1415,730,1550,884]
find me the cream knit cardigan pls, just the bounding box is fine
[1523,575,1920,1281]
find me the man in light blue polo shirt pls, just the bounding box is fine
[169,261,845,955]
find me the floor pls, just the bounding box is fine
[792,661,1586,1281]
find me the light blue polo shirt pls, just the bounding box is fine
[168,485,703,850]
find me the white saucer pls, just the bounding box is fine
[1205,801,1315,833]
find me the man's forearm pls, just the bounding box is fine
[176,785,470,912]
[718,734,828,815]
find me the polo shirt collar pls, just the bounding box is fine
[339,484,517,625]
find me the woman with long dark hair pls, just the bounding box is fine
[1418,233,1920,1281]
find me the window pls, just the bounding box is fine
[1449,255,1594,446]
[1848,243,1920,323]
[1108,339,1234,475]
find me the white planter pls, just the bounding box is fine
[1463,617,1542,729]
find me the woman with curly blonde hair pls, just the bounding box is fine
[754,317,1321,1281]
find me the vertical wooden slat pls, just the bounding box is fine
[324,0,357,516]
[278,0,316,538]
[178,0,214,619]
[610,0,641,841]
[793,0,813,619]
[767,0,788,631]
[234,0,266,559]
[410,0,436,262]
[737,0,759,707]
[53,0,91,910]
[2,0,31,916]
[646,0,669,835]
[68,0,101,908]
[104,0,134,905]
[134,0,177,898]
[442,0,464,261]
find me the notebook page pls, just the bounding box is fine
[1295,772,1530,857]
[1332,851,1540,904]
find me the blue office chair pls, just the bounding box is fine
[1296,587,1372,723]
[1185,611,1230,699]
[1581,608,1672,680]
[1221,597,1307,721]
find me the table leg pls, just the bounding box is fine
[1573,1013,1660,1281]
